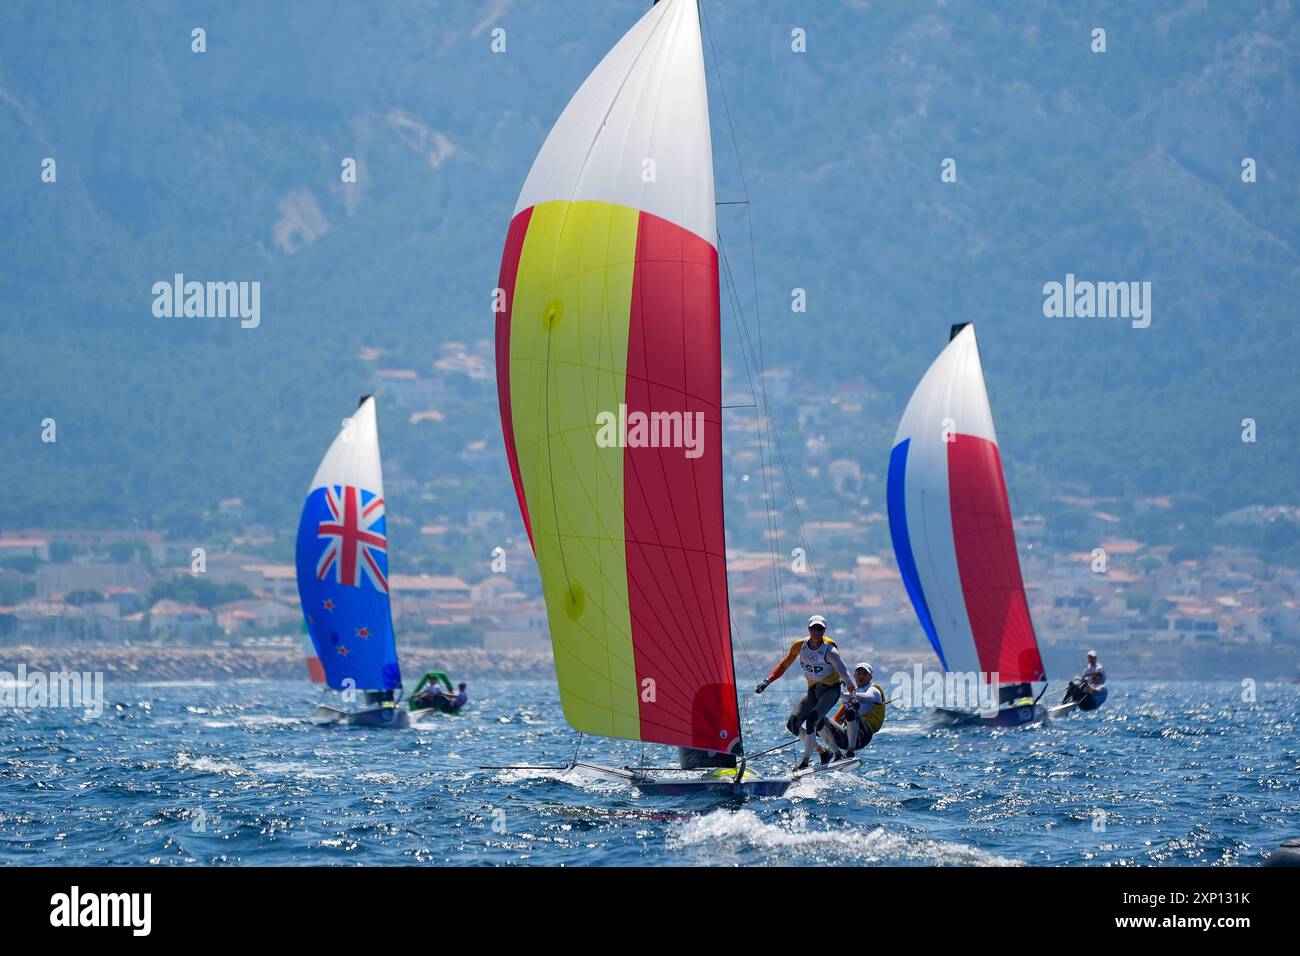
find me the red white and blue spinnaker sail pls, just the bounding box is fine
[295,396,402,692]
[887,324,1046,684]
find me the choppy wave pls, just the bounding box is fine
[669,808,1021,866]
[175,753,245,776]
[0,679,1295,866]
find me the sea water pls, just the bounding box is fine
[0,679,1294,866]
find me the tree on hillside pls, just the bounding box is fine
[147,577,253,609]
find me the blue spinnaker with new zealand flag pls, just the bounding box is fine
[294,396,402,692]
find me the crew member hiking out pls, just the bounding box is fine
[819,662,886,760]
[755,614,855,770]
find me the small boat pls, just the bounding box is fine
[888,324,1051,727]
[295,395,407,728]
[406,669,464,718]
[1049,680,1109,717]
[491,0,831,797]
[1265,838,1300,867]
[934,684,1047,728]
[314,694,410,729]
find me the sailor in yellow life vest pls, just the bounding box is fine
[755,614,856,770]
[818,662,886,760]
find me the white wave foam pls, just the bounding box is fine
[245,759,335,779]
[355,771,399,785]
[668,808,1021,866]
[875,722,928,735]
[200,715,305,729]
[175,752,244,776]
[492,766,623,792]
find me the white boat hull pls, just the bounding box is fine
[568,756,862,798]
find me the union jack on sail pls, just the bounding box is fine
[295,396,400,692]
[315,485,388,593]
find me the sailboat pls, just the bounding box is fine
[492,0,834,796]
[295,395,408,728]
[887,324,1050,727]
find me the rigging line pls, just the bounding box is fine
[700,0,767,418]
[719,258,828,737]
[765,387,829,610]
[717,255,767,694]
[718,236,798,711]
[741,737,797,761]
[728,609,761,686]
[705,1,817,710]
[724,220,828,613]
[718,228,786,645]
[703,1,816,647]
[718,232,828,614]
[719,237,797,712]
[700,0,751,204]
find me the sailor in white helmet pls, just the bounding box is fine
[755,614,855,770]
[1081,650,1105,689]
[818,661,887,760]
[1062,650,1106,707]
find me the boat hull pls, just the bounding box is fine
[313,704,410,728]
[1077,685,1108,711]
[408,699,463,717]
[1056,682,1109,714]
[630,756,859,798]
[933,704,1047,728]
[567,762,792,798]
[633,777,793,798]
[1266,839,1300,867]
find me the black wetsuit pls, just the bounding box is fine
[787,682,842,736]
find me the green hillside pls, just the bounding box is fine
[1,0,1296,544]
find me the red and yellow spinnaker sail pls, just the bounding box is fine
[495,0,740,754]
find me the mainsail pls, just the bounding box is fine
[295,396,401,692]
[495,0,741,754]
[887,324,1046,684]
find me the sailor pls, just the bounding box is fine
[1081,651,1105,688]
[755,614,855,770]
[818,662,886,760]
[416,680,468,713]
[1063,651,1105,705]
[437,681,468,713]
